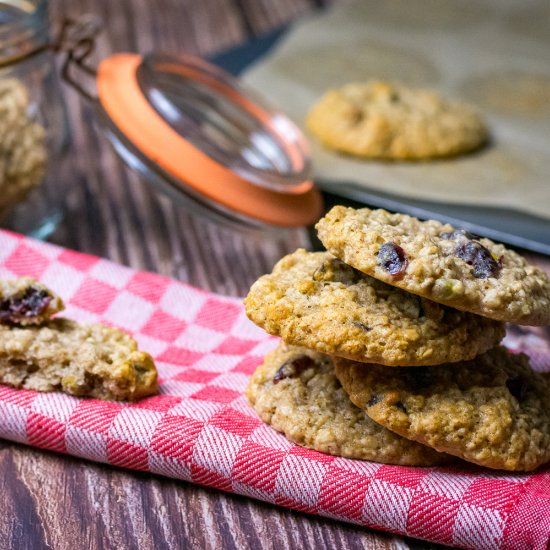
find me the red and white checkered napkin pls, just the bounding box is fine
[1,229,549,550]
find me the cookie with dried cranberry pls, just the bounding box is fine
[246,343,452,466]
[244,249,504,366]
[316,206,550,325]
[334,347,550,471]
[0,277,64,326]
[306,80,487,160]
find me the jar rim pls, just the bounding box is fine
[0,0,50,66]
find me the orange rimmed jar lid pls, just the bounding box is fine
[96,52,322,229]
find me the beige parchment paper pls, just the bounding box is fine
[242,0,550,220]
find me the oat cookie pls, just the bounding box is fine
[0,277,64,325]
[0,318,158,401]
[335,347,550,471]
[244,249,504,366]
[246,343,451,466]
[0,79,47,220]
[306,80,487,160]
[317,206,550,325]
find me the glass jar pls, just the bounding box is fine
[0,0,69,238]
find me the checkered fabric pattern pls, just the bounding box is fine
[0,229,549,550]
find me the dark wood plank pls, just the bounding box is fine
[0,441,417,550]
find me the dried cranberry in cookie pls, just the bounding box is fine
[273,355,315,384]
[0,278,64,325]
[454,239,500,279]
[377,242,408,276]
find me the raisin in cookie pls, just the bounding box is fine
[244,249,504,366]
[306,80,487,160]
[334,347,550,471]
[316,206,550,325]
[0,318,157,401]
[0,277,64,325]
[246,343,451,466]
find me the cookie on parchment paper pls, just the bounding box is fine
[306,80,487,160]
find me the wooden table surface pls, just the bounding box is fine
[1,1,548,549]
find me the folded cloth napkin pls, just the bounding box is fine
[0,228,549,550]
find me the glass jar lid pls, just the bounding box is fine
[96,52,322,229]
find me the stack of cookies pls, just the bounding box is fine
[244,206,550,471]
